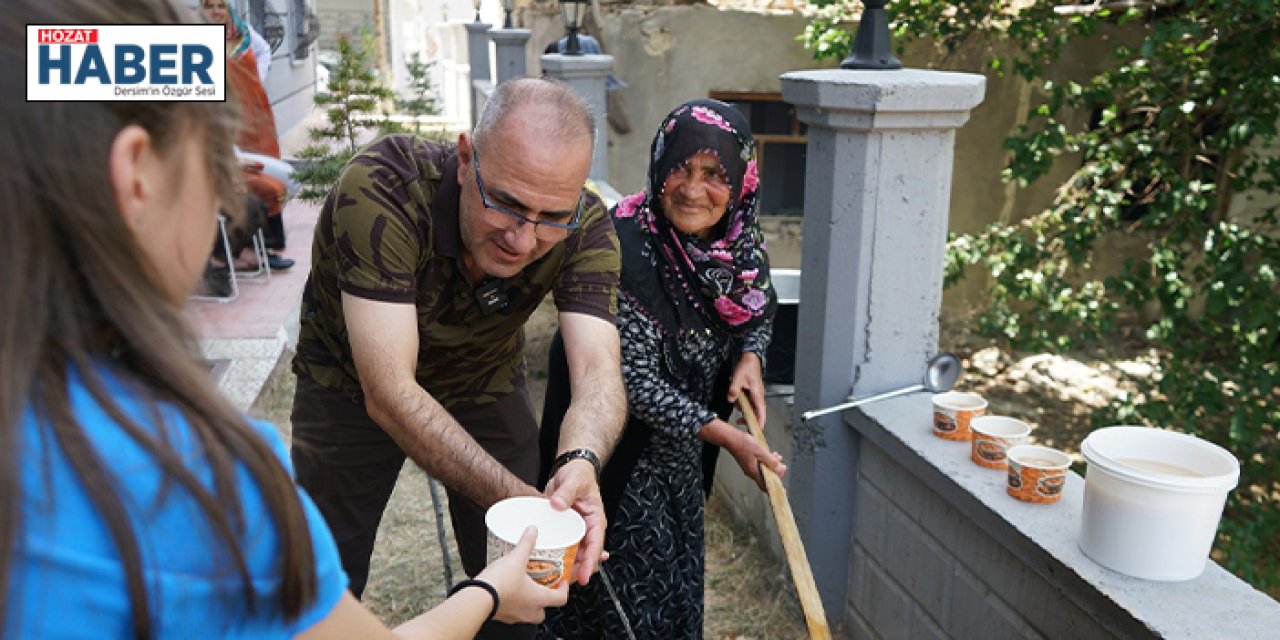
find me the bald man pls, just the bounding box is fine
[290,77,626,639]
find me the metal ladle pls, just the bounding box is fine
[801,352,963,422]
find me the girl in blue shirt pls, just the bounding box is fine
[0,1,567,637]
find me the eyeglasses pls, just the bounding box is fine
[472,146,583,242]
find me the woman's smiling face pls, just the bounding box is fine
[660,151,731,238]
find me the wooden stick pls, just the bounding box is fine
[736,397,832,640]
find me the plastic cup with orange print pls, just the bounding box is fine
[1005,445,1072,504]
[931,391,987,441]
[970,416,1032,470]
[485,497,584,587]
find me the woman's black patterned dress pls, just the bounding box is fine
[538,99,776,639]
[538,288,771,639]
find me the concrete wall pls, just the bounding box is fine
[431,21,474,124]
[315,0,374,52]
[264,42,318,139]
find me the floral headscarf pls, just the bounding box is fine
[613,99,776,336]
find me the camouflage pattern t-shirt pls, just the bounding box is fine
[293,135,620,408]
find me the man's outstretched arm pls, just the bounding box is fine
[343,292,537,507]
[544,311,627,584]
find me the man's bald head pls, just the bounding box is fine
[472,77,596,155]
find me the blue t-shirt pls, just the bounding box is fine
[5,367,348,638]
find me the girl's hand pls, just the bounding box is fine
[475,526,570,624]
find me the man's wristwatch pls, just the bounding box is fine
[550,448,602,479]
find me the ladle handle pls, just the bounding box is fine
[800,384,925,422]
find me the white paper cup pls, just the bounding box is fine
[485,496,585,587]
[1006,444,1071,504]
[970,416,1032,469]
[932,391,987,441]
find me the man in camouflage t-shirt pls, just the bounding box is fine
[289,79,626,637]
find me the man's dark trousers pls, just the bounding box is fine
[291,376,540,639]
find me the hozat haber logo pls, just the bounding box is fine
[27,25,225,102]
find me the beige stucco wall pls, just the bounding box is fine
[316,0,375,52]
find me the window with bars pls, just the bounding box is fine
[710,92,807,217]
[247,0,286,54]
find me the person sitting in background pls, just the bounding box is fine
[0,0,566,637]
[537,99,785,638]
[202,0,293,270]
[199,163,294,298]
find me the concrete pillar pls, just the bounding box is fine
[464,21,492,128]
[540,54,612,182]
[488,28,531,86]
[780,69,985,615]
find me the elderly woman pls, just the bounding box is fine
[539,99,786,638]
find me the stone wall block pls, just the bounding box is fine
[540,54,613,182]
[487,28,530,85]
[851,545,914,639]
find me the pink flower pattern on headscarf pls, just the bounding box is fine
[691,106,736,134]
[715,296,754,326]
[708,249,735,263]
[741,160,759,201]
[615,192,645,219]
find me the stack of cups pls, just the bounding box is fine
[932,392,1071,505]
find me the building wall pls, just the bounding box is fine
[315,0,374,52]
[523,4,834,198]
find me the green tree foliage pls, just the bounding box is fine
[803,2,1280,589]
[293,34,397,203]
[401,51,440,132]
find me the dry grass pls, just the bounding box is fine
[363,463,463,626]
[703,495,808,639]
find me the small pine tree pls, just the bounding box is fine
[293,34,397,203]
[401,51,439,134]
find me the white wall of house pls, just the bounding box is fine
[260,0,319,140]
[317,0,480,106]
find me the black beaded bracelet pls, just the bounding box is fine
[448,578,500,623]
[550,448,602,479]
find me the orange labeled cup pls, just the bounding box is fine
[485,496,584,587]
[1006,445,1071,504]
[970,416,1032,469]
[931,392,987,441]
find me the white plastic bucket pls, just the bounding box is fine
[1079,426,1239,581]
